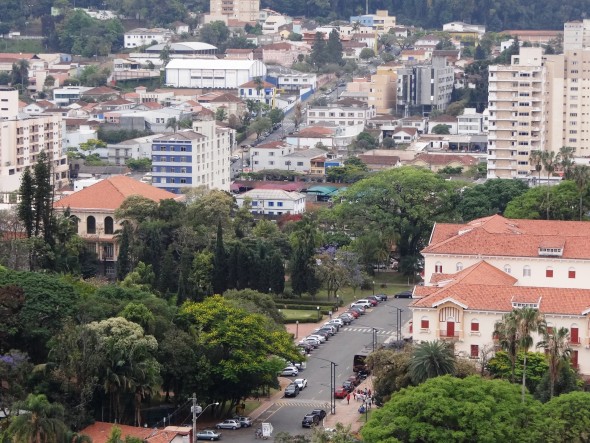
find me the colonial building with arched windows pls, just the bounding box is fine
[54,175,181,277]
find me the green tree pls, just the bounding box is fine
[325,29,343,65]
[559,146,576,180]
[431,124,450,134]
[366,347,412,405]
[493,311,519,382]
[571,164,590,220]
[534,362,581,403]
[361,376,540,443]
[199,21,230,46]
[17,167,35,238]
[536,327,571,399]
[457,179,528,221]
[291,102,304,130]
[537,392,590,442]
[212,221,227,295]
[310,32,327,69]
[289,217,321,296]
[116,221,133,281]
[215,107,227,122]
[408,341,455,384]
[7,394,68,443]
[268,108,285,125]
[487,351,549,394]
[249,116,272,139]
[541,150,561,219]
[359,48,375,60]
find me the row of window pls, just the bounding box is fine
[251,201,284,207]
[153,145,191,152]
[86,216,114,235]
[435,263,578,279]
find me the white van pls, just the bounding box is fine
[351,299,372,309]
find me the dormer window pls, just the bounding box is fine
[538,247,563,257]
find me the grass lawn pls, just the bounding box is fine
[1,39,44,53]
[281,309,322,322]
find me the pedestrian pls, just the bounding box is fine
[364,387,368,396]
[368,388,372,397]
[346,393,350,404]
[352,391,356,401]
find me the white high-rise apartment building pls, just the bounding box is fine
[0,87,68,192]
[488,21,590,180]
[487,48,545,179]
[205,0,259,24]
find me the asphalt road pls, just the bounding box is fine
[216,298,413,442]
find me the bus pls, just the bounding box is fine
[353,348,372,373]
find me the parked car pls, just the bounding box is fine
[281,366,299,376]
[375,293,388,301]
[196,430,222,441]
[394,290,413,299]
[307,334,326,343]
[323,322,339,332]
[294,378,308,390]
[347,374,361,386]
[338,314,353,325]
[317,326,336,336]
[285,382,300,397]
[344,309,360,318]
[298,343,313,354]
[349,305,366,314]
[351,299,372,308]
[233,416,252,427]
[216,419,241,430]
[312,329,330,340]
[366,296,380,305]
[300,337,320,347]
[342,380,355,392]
[334,386,348,399]
[328,318,344,327]
[302,409,327,428]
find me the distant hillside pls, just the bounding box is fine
[261,0,588,31]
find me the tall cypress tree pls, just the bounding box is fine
[117,221,132,281]
[310,32,327,69]
[267,251,285,294]
[212,221,227,294]
[326,29,343,65]
[32,151,53,245]
[17,166,35,238]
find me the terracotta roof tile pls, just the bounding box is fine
[239,80,275,88]
[412,260,590,315]
[54,176,181,211]
[412,153,478,166]
[81,422,152,443]
[423,214,590,260]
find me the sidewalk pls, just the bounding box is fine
[248,316,371,435]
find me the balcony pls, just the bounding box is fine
[439,330,460,340]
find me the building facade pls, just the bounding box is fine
[205,0,259,24]
[0,87,68,192]
[487,47,545,179]
[124,28,173,48]
[151,119,232,193]
[165,59,267,89]
[306,101,375,127]
[235,189,306,215]
[396,56,454,115]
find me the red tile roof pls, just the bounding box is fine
[239,80,275,89]
[81,422,152,443]
[412,153,478,166]
[54,176,181,211]
[423,214,590,260]
[412,261,590,315]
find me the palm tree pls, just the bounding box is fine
[408,341,455,384]
[493,312,519,383]
[529,150,543,185]
[559,146,576,180]
[537,326,571,399]
[513,307,546,403]
[165,117,179,133]
[8,394,67,443]
[65,431,93,443]
[541,150,561,219]
[571,164,590,220]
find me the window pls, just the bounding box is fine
[572,350,579,368]
[435,262,443,273]
[277,202,283,207]
[456,262,463,271]
[471,320,479,332]
[104,216,114,235]
[504,264,511,274]
[86,216,96,234]
[523,265,531,277]
[546,267,553,278]
[420,317,429,330]
[470,344,479,358]
[569,267,576,279]
[268,202,274,207]
[571,326,580,344]
[547,325,554,335]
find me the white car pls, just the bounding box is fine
[300,337,320,347]
[281,366,299,376]
[294,378,308,389]
[352,299,372,308]
[327,318,343,327]
[307,334,326,343]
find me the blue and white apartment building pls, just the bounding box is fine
[151,119,232,193]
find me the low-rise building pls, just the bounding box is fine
[238,80,276,107]
[236,188,306,215]
[250,141,295,172]
[124,28,173,49]
[306,100,375,127]
[165,59,267,89]
[457,108,487,135]
[428,115,458,134]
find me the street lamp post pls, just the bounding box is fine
[372,280,375,295]
[317,306,320,321]
[190,395,219,443]
[313,356,338,415]
[295,320,299,339]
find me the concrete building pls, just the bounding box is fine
[151,119,232,193]
[276,73,317,92]
[250,141,295,171]
[486,47,545,179]
[369,65,398,114]
[236,189,306,215]
[306,100,375,127]
[238,80,276,107]
[205,0,259,25]
[396,56,454,115]
[165,59,267,89]
[457,108,487,135]
[412,215,590,375]
[0,87,68,192]
[124,28,173,49]
[350,10,396,33]
[53,87,91,106]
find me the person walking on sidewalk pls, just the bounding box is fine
[346,393,350,404]
[352,391,356,401]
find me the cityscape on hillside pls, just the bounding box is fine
[3,1,590,442]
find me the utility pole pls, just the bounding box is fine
[191,393,202,443]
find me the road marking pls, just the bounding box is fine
[273,400,331,408]
[342,327,395,335]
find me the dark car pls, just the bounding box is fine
[394,290,413,299]
[302,409,327,428]
[318,327,336,337]
[375,293,388,301]
[342,380,355,392]
[285,382,300,397]
[338,314,353,325]
[347,374,361,386]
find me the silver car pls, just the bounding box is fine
[216,419,241,430]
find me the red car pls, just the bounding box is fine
[334,386,348,399]
[345,310,360,318]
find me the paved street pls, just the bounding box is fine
[213,298,413,441]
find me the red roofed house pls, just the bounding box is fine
[260,42,310,66]
[54,175,181,277]
[238,80,276,106]
[82,422,191,443]
[411,215,590,374]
